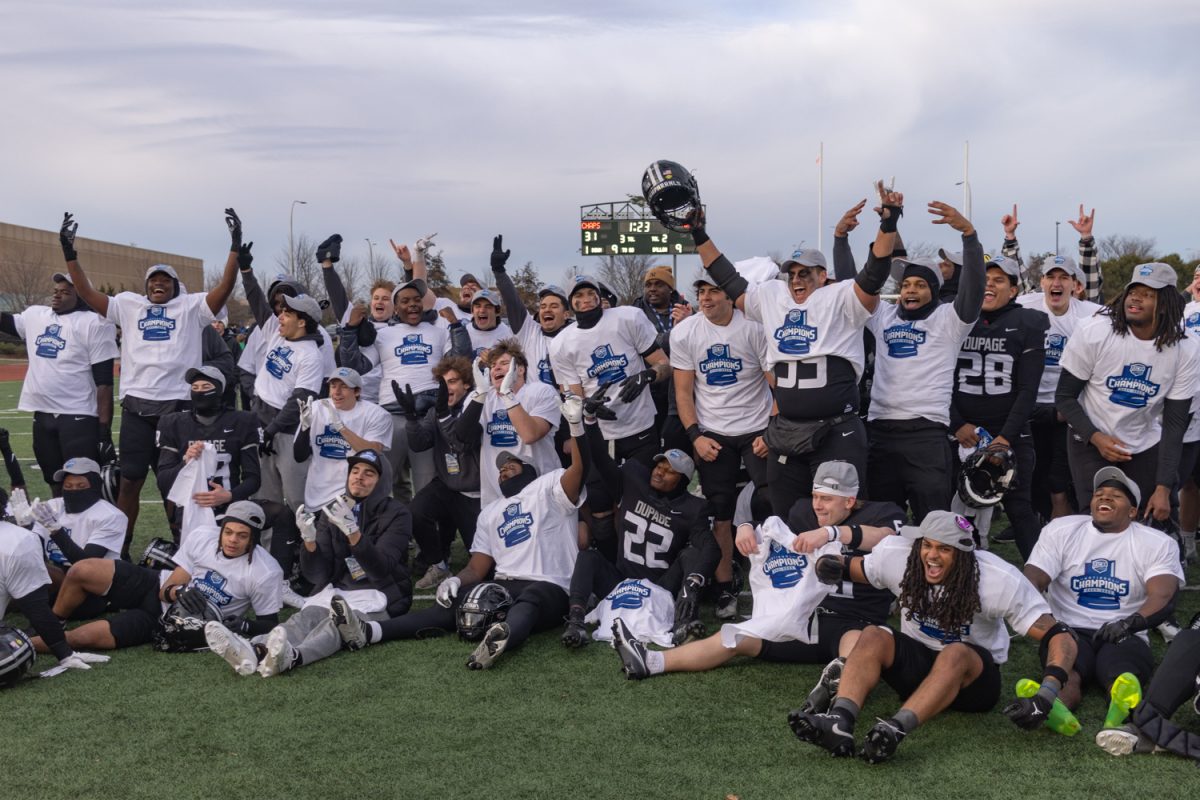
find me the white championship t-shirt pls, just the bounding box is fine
[35,498,126,568]
[0,522,52,618]
[517,322,567,389]
[255,312,337,378]
[867,303,975,425]
[1026,515,1184,638]
[742,278,872,376]
[302,399,395,508]
[862,535,1049,663]
[14,307,118,416]
[585,578,677,648]
[467,321,515,359]
[1017,293,1104,404]
[670,310,773,437]
[170,524,284,619]
[550,306,659,440]
[479,381,562,508]
[1059,315,1199,453]
[368,320,453,395]
[106,291,215,401]
[470,469,583,592]
[253,334,325,412]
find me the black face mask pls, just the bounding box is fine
[191,388,223,415]
[574,306,603,329]
[63,480,102,514]
[499,464,538,498]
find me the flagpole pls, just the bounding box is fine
[817,141,824,254]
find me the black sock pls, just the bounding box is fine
[716,580,734,595]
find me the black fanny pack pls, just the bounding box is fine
[764,412,856,456]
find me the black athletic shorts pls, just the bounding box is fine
[33,412,100,484]
[694,429,768,521]
[757,612,868,664]
[105,560,166,648]
[880,629,1001,713]
[1063,627,1155,690]
[119,402,183,481]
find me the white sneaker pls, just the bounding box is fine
[1095,724,1159,756]
[280,581,306,609]
[205,621,258,676]
[414,564,451,591]
[466,622,510,670]
[257,626,295,677]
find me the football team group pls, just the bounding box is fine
[1,161,1198,766]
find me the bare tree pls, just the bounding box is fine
[273,234,325,302]
[0,242,52,311]
[363,250,395,289]
[335,255,364,302]
[597,254,657,305]
[1098,235,1157,262]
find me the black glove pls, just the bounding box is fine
[685,206,708,245]
[223,616,252,636]
[617,369,656,404]
[60,212,78,262]
[583,382,617,422]
[1002,685,1055,731]
[237,242,254,271]
[815,554,845,585]
[225,208,242,251]
[97,426,116,466]
[392,380,419,420]
[673,575,704,626]
[259,431,277,457]
[1095,613,1147,644]
[176,585,208,616]
[317,234,343,264]
[490,235,510,274]
[878,203,903,234]
[435,376,450,418]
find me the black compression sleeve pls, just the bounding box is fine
[1157,398,1191,488]
[1140,597,1176,629]
[356,319,377,347]
[14,586,72,660]
[584,423,620,498]
[321,267,349,321]
[998,344,1046,442]
[1054,369,1098,442]
[952,232,986,323]
[854,250,892,295]
[293,427,312,463]
[91,359,115,386]
[832,236,857,282]
[1,312,19,338]
[49,529,90,564]
[702,254,749,302]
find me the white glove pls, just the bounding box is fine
[297,397,314,431]
[329,410,346,433]
[499,363,520,408]
[7,488,34,528]
[468,358,490,404]
[39,651,111,678]
[561,393,584,438]
[295,504,318,544]
[436,576,461,608]
[31,499,63,532]
[324,495,358,538]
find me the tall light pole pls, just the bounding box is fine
[1055,221,1061,256]
[955,140,972,221]
[365,238,375,269]
[289,200,307,273]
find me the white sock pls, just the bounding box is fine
[646,650,665,675]
[367,621,382,644]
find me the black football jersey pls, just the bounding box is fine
[615,460,711,581]
[156,408,261,492]
[953,303,1048,433]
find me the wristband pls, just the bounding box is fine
[847,524,863,550]
[826,525,839,543]
[1042,665,1069,687]
[686,424,702,444]
[691,227,710,246]
[878,205,902,233]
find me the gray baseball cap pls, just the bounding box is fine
[782,249,828,270]
[1127,262,1178,291]
[538,284,569,305]
[53,457,101,483]
[569,274,601,298]
[218,500,267,532]
[52,272,74,285]
[938,248,964,267]
[282,293,323,321]
[144,264,179,282]
[472,289,502,308]
[891,256,944,289]
[185,365,227,391]
[812,461,860,498]
[1093,466,1141,508]
[653,449,695,481]
[986,255,1021,283]
[328,367,363,389]
[1039,254,1084,283]
[900,510,976,552]
[495,450,529,470]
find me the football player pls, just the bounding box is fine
[491,235,574,391]
[59,210,241,556]
[466,289,514,359]
[788,510,1077,764]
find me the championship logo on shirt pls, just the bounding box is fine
[1069,558,1130,610]
[33,323,68,359]
[138,306,177,342]
[1185,312,1200,340]
[1105,363,1160,409]
[486,409,518,447]
[315,425,350,459]
[882,321,927,358]
[773,309,818,355]
[699,344,743,386]
[762,541,808,589]
[395,334,433,365]
[537,356,555,386]
[606,579,652,609]
[193,569,233,607]
[265,345,294,379]
[497,502,534,548]
[1044,333,1067,366]
[587,344,629,384]
[912,612,970,644]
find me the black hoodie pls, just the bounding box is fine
[300,456,413,616]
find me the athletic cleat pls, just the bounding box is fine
[611,618,649,680]
[671,619,707,646]
[280,581,306,609]
[1156,617,1182,643]
[561,619,591,648]
[715,591,739,620]
[330,594,370,651]
[991,526,1015,543]
[204,621,258,676]
[467,622,510,670]
[1095,724,1159,756]
[257,626,296,677]
[861,718,906,764]
[786,710,856,757]
[800,656,845,714]
[414,564,451,591]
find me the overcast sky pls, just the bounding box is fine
[4,1,1199,290]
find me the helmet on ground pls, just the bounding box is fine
[957,446,1017,508]
[0,626,36,688]
[456,582,513,642]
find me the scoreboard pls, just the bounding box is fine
[579,215,697,256]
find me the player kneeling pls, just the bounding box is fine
[787,510,1077,764]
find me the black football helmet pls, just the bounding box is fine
[140,537,180,572]
[456,582,513,642]
[641,160,701,232]
[957,446,1017,508]
[99,460,120,505]
[153,598,224,653]
[0,625,36,688]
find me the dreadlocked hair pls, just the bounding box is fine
[897,539,981,637]
[1102,285,1186,352]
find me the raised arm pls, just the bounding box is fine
[831,199,866,282]
[558,394,588,505]
[490,235,528,333]
[929,202,983,323]
[205,208,243,315]
[317,235,349,320]
[1068,205,1102,302]
[393,239,436,310]
[59,213,109,317]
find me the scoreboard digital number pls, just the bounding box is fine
[580,219,696,256]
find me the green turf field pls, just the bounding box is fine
[1,377,1197,799]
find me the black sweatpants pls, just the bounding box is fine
[1145,628,1200,715]
[376,579,567,649]
[1030,406,1073,519]
[767,415,867,517]
[868,419,952,522]
[411,478,481,566]
[1001,434,1040,561]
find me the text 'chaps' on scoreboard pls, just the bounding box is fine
[579,202,698,256]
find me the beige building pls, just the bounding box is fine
[0,221,203,310]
